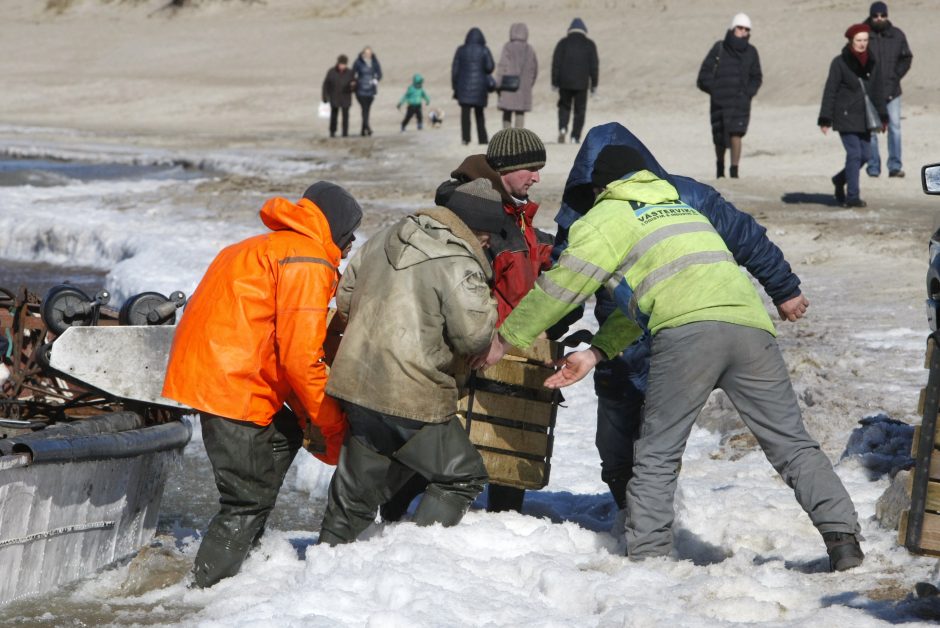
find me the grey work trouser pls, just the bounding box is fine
[194,407,301,587]
[625,321,860,558]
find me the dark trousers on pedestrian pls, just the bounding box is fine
[194,407,302,587]
[460,105,488,144]
[557,88,588,141]
[834,132,872,203]
[330,105,349,137]
[356,94,374,135]
[319,401,488,545]
[401,104,423,130]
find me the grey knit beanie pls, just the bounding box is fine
[302,181,362,249]
[485,128,547,174]
[443,178,506,234]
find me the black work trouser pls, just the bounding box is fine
[330,105,350,137]
[557,88,588,139]
[460,105,488,144]
[193,407,302,588]
[319,401,488,544]
[356,94,374,133]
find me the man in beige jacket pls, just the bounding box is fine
[319,179,504,544]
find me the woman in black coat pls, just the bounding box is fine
[697,13,762,179]
[818,23,887,208]
[352,47,382,136]
[451,27,495,145]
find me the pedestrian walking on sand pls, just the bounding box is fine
[452,27,495,145]
[352,46,382,137]
[495,23,538,130]
[322,54,355,138]
[696,13,762,179]
[551,18,598,144]
[398,73,431,131]
[819,23,887,208]
[863,2,913,178]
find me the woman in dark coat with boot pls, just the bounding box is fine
[697,13,762,178]
[818,23,887,207]
[352,46,382,136]
[452,27,495,145]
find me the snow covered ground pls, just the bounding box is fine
[2,139,940,627]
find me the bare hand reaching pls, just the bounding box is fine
[543,347,605,389]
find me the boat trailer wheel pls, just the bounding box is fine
[40,285,110,336]
[119,291,186,326]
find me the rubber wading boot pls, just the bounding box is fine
[192,531,253,588]
[823,531,864,571]
[413,484,472,527]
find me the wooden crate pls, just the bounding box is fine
[457,338,562,490]
[899,336,940,553]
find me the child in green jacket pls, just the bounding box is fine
[398,74,431,131]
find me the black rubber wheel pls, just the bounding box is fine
[119,291,175,326]
[41,285,94,335]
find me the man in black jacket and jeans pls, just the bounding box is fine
[863,1,913,178]
[551,18,598,145]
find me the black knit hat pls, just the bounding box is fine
[442,178,506,234]
[869,1,887,17]
[303,181,363,249]
[485,128,547,174]
[591,145,648,188]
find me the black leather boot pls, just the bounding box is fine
[823,531,864,571]
[716,161,725,178]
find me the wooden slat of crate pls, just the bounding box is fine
[458,416,549,458]
[911,426,940,451]
[458,390,554,427]
[905,475,940,512]
[926,337,936,369]
[478,449,548,490]
[477,360,554,390]
[899,510,940,556]
[504,338,561,364]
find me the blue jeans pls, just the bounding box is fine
[834,132,872,203]
[868,96,902,175]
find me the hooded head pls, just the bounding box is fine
[486,128,547,174]
[412,73,424,87]
[591,145,648,189]
[568,17,587,34]
[465,27,486,45]
[442,178,506,234]
[510,23,529,42]
[302,181,363,250]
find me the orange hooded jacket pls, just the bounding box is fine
[162,197,347,464]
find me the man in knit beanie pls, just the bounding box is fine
[375,127,554,517]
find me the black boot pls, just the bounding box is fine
[832,174,846,205]
[413,484,472,527]
[729,165,739,179]
[823,531,864,571]
[716,161,725,178]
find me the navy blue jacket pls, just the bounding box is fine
[452,28,495,107]
[552,122,802,397]
[352,53,382,98]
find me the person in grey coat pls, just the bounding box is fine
[452,27,496,145]
[696,13,762,179]
[495,23,538,130]
[318,178,505,545]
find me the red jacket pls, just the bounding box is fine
[433,155,553,323]
[162,197,347,464]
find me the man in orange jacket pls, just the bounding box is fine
[162,181,362,588]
